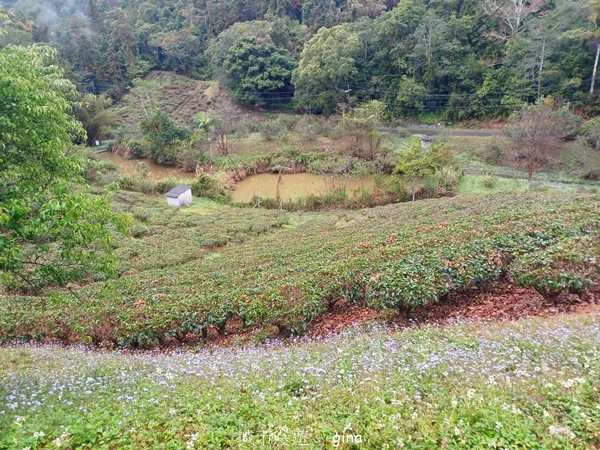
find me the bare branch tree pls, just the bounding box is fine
[212,95,242,156]
[506,98,581,182]
[484,0,549,41]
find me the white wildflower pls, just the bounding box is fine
[548,425,576,439]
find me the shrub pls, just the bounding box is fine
[510,235,599,301]
[482,174,498,189]
[131,224,149,238]
[260,121,281,141]
[583,168,600,181]
[192,173,230,202]
[154,178,180,194]
[128,139,147,159]
[481,137,506,165]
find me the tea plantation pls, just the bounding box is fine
[0,192,598,347]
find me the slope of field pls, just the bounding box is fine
[0,192,598,347]
[111,71,216,133]
[1,314,599,448]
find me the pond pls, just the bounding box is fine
[96,152,377,202]
[231,173,376,203]
[96,152,196,181]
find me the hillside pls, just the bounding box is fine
[4,1,600,446]
[4,0,599,119]
[1,192,598,348]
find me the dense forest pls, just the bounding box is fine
[0,0,599,119]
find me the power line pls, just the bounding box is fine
[348,78,594,98]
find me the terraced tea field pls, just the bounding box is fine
[112,71,216,132]
[0,192,598,347]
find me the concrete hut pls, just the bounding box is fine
[421,135,434,149]
[165,184,192,207]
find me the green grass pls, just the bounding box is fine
[458,175,600,196]
[1,314,599,448]
[449,135,600,183]
[458,175,530,195]
[0,192,598,347]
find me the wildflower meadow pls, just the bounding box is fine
[1,314,599,448]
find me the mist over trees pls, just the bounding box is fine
[1,0,600,118]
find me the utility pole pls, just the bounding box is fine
[345,85,352,111]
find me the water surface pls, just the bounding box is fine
[96,152,196,181]
[232,173,375,203]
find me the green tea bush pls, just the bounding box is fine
[131,224,149,238]
[0,193,598,346]
[511,235,599,301]
[153,178,180,194]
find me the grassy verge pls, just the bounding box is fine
[0,192,598,347]
[458,175,530,195]
[1,314,599,448]
[458,175,600,196]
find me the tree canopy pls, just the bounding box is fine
[224,36,296,105]
[292,24,361,113]
[2,0,600,117]
[0,45,128,291]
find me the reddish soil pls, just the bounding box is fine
[423,283,600,325]
[191,282,600,349]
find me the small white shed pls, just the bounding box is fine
[165,184,192,207]
[421,135,434,149]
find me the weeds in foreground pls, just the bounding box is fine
[0,316,599,448]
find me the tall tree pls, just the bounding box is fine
[205,21,270,83]
[571,0,600,94]
[410,9,450,87]
[338,100,386,160]
[0,45,128,291]
[292,24,360,113]
[73,93,116,145]
[223,36,296,105]
[141,109,189,165]
[301,0,342,32]
[484,0,549,42]
[210,96,242,156]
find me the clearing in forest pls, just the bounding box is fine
[111,71,218,133]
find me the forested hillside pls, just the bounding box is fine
[1,0,599,119]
